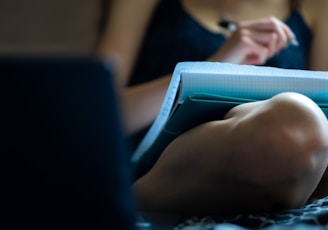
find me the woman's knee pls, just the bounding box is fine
[263,92,328,160]
[227,92,328,207]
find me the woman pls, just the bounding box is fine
[98,0,328,216]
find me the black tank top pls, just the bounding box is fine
[129,0,313,86]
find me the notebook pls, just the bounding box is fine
[1,56,136,229]
[132,62,328,179]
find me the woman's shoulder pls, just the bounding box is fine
[299,0,328,28]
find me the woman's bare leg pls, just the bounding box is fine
[134,92,328,216]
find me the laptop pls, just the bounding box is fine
[1,56,137,229]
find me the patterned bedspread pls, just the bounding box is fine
[175,196,328,230]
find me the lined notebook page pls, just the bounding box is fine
[179,62,328,103]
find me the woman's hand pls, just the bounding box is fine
[209,17,296,65]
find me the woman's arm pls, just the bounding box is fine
[98,0,159,85]
[98,0,171,134]
[121,76,171,134]
[302,0,328,70]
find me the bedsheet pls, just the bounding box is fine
[175,196,328,230]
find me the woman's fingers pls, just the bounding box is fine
[219,33,270,65]
[212,17,297,65]
[236,29,280,58]
[237,36,270,65]
[238,17,295,50]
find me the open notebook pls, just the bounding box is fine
[132,62,328,178]
[1,57,136,229]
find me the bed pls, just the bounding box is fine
[174,196,328,229]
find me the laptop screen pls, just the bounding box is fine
[1,57,136,229]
